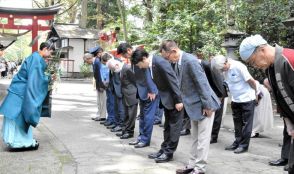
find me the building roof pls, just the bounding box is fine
[53,24,99,39]
[0,33,21,49]
[0,4,61,15]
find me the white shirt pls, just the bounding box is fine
[149,54,153,78]
[178,50,183,65]
[224,59,256,103]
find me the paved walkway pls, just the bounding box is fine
[0,79,288,174]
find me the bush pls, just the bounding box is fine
[80,63,91,78]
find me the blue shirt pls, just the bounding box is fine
[100,63,109,82]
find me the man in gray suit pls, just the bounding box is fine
[106,58,138,139]
[159,40,220,174]
[131,48,184,163]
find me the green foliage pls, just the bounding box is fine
[87,0,120,28]
[235,0,291,45]
[4,35,31,62]
[127,0,228,59]
[79,63,92,77]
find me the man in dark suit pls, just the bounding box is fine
[117,43,159,148]
[200,59,228,144]
[106,58,138,139]
[108,57,125,133]
[131,48,184,163]
[160,40,220,174]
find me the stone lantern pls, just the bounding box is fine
[282,9,294,27]
[221,20,245,60]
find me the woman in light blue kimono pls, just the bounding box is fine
[0,42,53,150]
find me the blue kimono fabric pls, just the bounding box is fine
[0,51,49,148]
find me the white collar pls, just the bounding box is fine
[149,54,153,68]
[178,50,183,65]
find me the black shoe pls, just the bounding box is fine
[32,142,39,150]
[251,133,260,138]
[111,126,122,132]
[284,164,289,171]
[225,144,238,151]
[129,140,140,145]
[91,116,99,120]
[9,142,39,152]
[154,153,173,163]
[234,147,248,154]
[104,122,113,126]
[269,158,288,166]
[120,133,133,139]
[210,139,217,144]
[153,120,161,125]
[116,132,124,137]
[107,124,116,129]
[176,166,194,174]
[94,117,106,121]
[100,121,106,125]
[148,150,163,159]
[134,142,150,148]
[180,129,191,136]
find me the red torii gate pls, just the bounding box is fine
[0,4,61,52]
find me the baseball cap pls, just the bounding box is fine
[239,34,267,61]
[89,46,103,55]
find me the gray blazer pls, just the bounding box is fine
[179,52,220,121]
[120,64,138,106]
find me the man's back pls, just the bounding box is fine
[180,52,219,120]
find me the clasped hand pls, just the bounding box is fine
[202,108,213,117]
[147,93,156,101]
[175,103,183,111]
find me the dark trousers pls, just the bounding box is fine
[181,110,191,130]
[138,97,159,144]
[282,121,291,160]
[123,102,138,135]
[106,88,115,124]
[289,138,294,174]
[154,106,164,123]
[160,108,183,155]
[231,100,255,149]
[114,95,125,126]
[211,100,225,141]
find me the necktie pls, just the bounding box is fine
[173,62,180,77]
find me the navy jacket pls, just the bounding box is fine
[93,57,105,89]
[132,65,158,101]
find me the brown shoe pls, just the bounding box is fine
[188,169,205,174]
[176,166,194,174]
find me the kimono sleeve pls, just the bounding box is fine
[21,55,49,128]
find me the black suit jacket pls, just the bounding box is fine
[109,58,123,98]
[151,55,182,110]
[120,63,138,106]
[201,60,227,98]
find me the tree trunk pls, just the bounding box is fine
[80,0,88,28]
[144,0,152,22]
[117,0,127,42]
[96,0,103,30]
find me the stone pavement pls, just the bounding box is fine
[0,79,288,174]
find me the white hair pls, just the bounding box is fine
[211,55,227,70]
[83,53,93,61]
[106,58,123,72]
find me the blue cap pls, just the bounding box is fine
[239,34,267,61]
[89,46,103,54]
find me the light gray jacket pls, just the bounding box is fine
[178,52,220,121]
